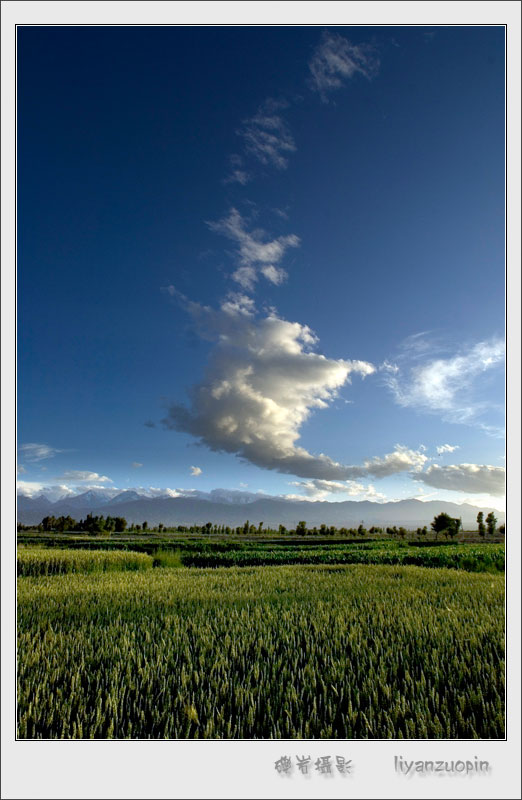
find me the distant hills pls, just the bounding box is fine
[17,489,505,530]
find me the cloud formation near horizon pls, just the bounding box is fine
[289,478,387,502]
[412,463,505,496]
[208,208,299,291]
[309,32,380,100]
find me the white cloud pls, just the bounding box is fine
[309,32,380,100]
[360,445,428,478]
[190,466,202,476]
[239,99,296,169]
[207,208,299,290]
[290,478,387,502]
[260,264,287,285]
[18,443,62,462]
[17,482,77,502]
[383,336,505,431]
[143,487,182,498]
[54,470,113,483]
[220,292,256,317]
[132,462,143,468]
[17,481,44,498]
[161,297,387,480]
[436,444,460,455]
[17,465,27,474]
[412,464,505,496]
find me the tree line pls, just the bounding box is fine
[17,511,504,537]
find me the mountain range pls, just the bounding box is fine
[17,490,505,530]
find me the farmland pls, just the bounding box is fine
[17,540,505,739]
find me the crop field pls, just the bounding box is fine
[18,559,504,739]
[16,536,505,573]
[17,546,153,576]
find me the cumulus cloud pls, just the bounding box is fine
[360,445,428,478]
[207,208,299,290]
[54,470,113,483]
[436,444,459,455]
[309,31,380,100]
[239,99,296,169]
[412,464,505,496]
[161,297,386,480]
[18,443,62,462]
[383,336,505,431]
[190,466,202,476]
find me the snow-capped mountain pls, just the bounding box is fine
[17,491,505,530]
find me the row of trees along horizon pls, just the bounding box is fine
[17,511,503,538]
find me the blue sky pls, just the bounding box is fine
[17,25,506,509]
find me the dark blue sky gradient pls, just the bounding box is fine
[17,25,505,500]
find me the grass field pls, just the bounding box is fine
[17,558,504,739]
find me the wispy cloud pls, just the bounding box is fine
[207,207,299,291]
[190,466,202,476]
[18,443,63,462]
[160,296,414,481]
[239,98,296,169]
[412,463,505,496]
[131,462,143,468]
[309,31,380,100]
[224,154,251,186]
[17,465,27,474]
[53,470,113,483]
[382,335,505,432]
[436,444,460,455]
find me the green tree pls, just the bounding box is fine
[296,521,307,535]
[498,523,505,535]
[486,512,497,536]
[431,513,455,538]
[477,511,486,537]
[446,518,461,539]
[114,517,127,533]
[142,521,148,531]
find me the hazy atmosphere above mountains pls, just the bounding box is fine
[18,26,505,514]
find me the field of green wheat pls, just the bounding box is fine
[17,559,504,739]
